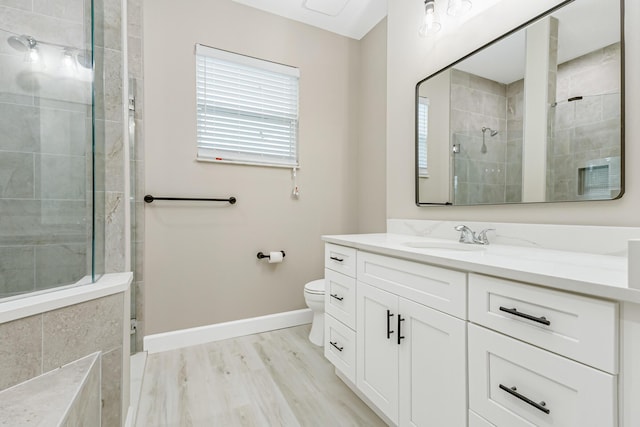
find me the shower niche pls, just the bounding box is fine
[415,0,623,206]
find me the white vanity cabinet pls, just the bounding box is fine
[355,251,468,426]
[324,244,358,383]
[322,237,626,427]
[467,274,618,427]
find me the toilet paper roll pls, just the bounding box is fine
[268,251,283,264]
[629,240,640,290]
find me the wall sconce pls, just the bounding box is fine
[6,33,91,69]
[419,0,473,37]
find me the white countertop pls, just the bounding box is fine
[322,233,640,304]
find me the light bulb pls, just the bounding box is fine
[63,50,75,69]
[447,0,472,17]
[28,47,39,62]
[419,0,441,37]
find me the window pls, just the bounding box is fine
[195,44,300,167]
[417,97,429,177]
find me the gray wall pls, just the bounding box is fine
[143,0,387,335]
[357,18,388,233]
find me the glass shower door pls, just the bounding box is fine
[0,0,100,299]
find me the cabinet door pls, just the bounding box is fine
[357,281,399,424]
[399,298,467,427]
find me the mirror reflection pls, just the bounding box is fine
[416,0,623,206]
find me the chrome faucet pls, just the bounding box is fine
[454,225,477,244]
[454,225,495,245]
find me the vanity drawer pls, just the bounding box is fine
[324,314,356,383]
[469,324,617,427]
[357,251,467,319]
[469,274,618,373]
[325,243,357,278]
[324,269,356,329]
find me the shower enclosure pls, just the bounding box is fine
[450,40,621,205]
[0,0,105,299]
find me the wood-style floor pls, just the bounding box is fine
[135,324,386,426]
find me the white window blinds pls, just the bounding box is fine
[195,44,300,167]
[417,97,429,177]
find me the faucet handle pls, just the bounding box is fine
[476,228,495,245]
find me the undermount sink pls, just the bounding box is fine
[403,241,486,252]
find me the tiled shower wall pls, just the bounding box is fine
[0,1,91,297]
[547,43,622,201]
[450,69,508,205]
[0,293,126,426]
[505,78,524,202]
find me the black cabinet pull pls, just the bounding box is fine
[499,306,551,326]
[387,310,394,339]
[397,315,406,345]
[499,384,550,414]
[330,341,344,352]
[330,293,344,301]
[330,256,344,262]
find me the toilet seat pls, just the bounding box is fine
[304,279,325,295]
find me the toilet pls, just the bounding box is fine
[304,279,325,346]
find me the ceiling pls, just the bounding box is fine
[231,0,387,40]
[455,0,620,84]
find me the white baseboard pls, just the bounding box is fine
[144,308,313,354]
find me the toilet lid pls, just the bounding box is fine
[304,279,325,295]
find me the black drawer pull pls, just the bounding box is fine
[397,315,405,345]
[499,306,551,326]
[330,256,344,262]
[499,384,550,414]
[330,341,343,352]
[330,293,344,301]
[387,310,394,339]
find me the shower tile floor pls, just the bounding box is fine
[134,324,385,426]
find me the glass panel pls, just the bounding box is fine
[0,0,98,298]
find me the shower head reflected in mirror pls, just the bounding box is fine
[482,126,498,137]
[481,127,498,153]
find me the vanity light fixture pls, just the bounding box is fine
[5,32,90,69]
[447,0,472,17]
[419,0,442,37]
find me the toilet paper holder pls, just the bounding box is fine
[257,251,286,260]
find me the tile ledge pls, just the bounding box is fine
[0,272,132,325]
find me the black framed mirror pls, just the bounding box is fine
[416,0,624,206]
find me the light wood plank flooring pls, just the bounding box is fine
[135,325,386,426]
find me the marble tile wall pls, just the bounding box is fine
[0,352,101,427]
[0,0,91,297]
[0,293,125,426]
[450,69,508,205]
[547,43,622,201]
